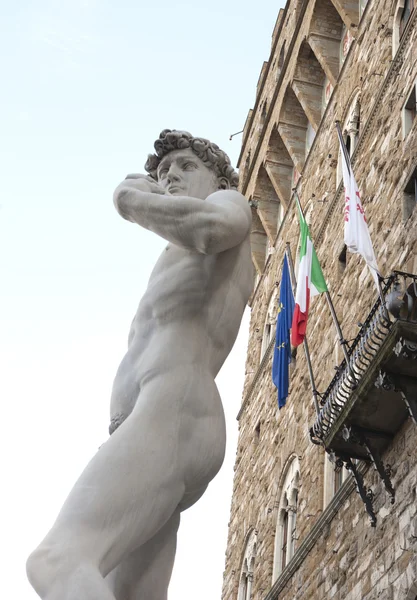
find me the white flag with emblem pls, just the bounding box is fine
[337,126,380,288]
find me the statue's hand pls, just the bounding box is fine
[113,174,168,221]
[124,173,166,194]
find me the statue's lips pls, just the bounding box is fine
[168,186,183,194]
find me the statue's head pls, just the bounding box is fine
[145,129,239,200]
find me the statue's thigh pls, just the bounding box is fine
[107,511,180,600]
[45,408,185,577]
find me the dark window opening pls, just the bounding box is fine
[338,245,347,275]
[281,511,288,571]
[405,84,417,133]
[334,466,343,493]
[291,490,298,547]
[346,135,352,156]
[400,0,415,38]
[403,166,417,220]
[254,421,261,445]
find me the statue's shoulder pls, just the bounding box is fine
[206,189,250,214]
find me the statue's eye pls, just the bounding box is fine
[183,162,196,170]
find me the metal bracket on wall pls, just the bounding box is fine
[344,456,377,527]
[348,426,395,504]
[375,368,417,425]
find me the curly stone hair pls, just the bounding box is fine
[144,129,239,189]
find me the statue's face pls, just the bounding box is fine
[156,148,220,200]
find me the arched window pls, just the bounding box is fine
[238,529,257,600]
[272,457,300,582]
[337,93,361,185]
[260,287,279,360]
[323,452,348,507]
[400,0,414,36]
[393,0,415,56]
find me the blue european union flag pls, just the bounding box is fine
[272,254,295,408]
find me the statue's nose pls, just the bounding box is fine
[167,166,181,184]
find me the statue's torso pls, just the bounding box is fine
[110,237,253,428]
[131,237,252,373]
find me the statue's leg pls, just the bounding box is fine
[26,387,186,600]
[106,510,180,600]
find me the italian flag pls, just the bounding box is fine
[291,199,328,346]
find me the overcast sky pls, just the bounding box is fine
[0,1,284,597]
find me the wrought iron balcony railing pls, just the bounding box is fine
[309,271,417,525]
[310,271,417,445]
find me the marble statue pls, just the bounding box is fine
[27,129,253,600]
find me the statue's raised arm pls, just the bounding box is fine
[113,130,251,253]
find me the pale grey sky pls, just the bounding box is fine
[0,1,284,597]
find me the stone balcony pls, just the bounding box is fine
[310,271,417,523]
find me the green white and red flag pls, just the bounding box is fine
[291,197,328,346]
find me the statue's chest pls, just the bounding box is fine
[145,246,216,313]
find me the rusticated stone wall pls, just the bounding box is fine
[222,1,417,599]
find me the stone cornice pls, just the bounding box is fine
[238,0,310,174]
[237,1,290,168]
[264,463,369,600]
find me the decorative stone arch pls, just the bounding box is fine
[392,0,415,57]
[238,527,258,600]
[272,455,300,582]
[260,285,279,359]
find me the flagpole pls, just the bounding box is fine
[335,121,390,322]
[286,243,320,417]
[324,291,356,383]
[293,189,357,384]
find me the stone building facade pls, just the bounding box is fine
[222,1,417,599]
